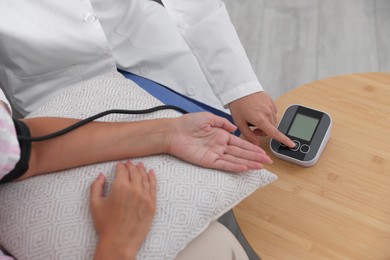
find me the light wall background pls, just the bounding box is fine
[224,0,390,99]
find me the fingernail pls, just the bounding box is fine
[126,160,135,167]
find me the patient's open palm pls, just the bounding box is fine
[168,112,272,172]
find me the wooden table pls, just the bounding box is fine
[234,73,390,260]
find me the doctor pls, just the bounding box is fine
[0,0,294,148]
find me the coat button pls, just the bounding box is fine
[84,14,97,24]
[139,66,150,76]
[187,87,195,96]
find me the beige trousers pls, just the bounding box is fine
[176,221,249,260]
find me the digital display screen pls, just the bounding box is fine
[287,113,319,141]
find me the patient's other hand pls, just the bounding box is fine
[90,161,156,260]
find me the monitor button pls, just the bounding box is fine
[291,140,300,151]
[300,144,310,154]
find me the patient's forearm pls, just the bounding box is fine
[19,117,173,179]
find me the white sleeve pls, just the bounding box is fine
[161,0,263,107]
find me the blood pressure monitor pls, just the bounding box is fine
[270,104,332,167]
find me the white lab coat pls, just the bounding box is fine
[0,0,263,116]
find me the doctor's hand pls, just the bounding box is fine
[228,92,295,148]
[90,161,156,260]
[167,112,273,172]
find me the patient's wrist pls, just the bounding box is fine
[94,238,136,260]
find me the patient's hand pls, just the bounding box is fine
[167,112,272,172]
[90,161,156,260]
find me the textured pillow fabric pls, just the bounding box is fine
[0,70,277,259]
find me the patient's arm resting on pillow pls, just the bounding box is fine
[18,112,271,180]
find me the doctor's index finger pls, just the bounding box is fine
[263,122,295,148]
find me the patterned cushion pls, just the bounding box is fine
[0,70,277,259]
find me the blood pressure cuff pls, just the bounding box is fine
[0,119,31,183]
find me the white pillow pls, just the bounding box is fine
[0,70,277,259]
